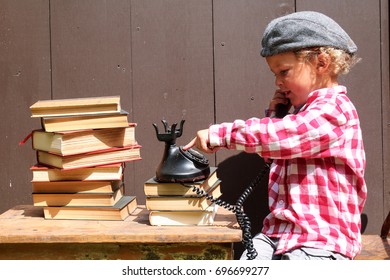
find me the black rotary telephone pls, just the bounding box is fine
[152,119,271,260]
[153,120,210,183]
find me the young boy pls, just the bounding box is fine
[184,11,367,260]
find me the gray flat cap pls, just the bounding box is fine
[261,11,357,57]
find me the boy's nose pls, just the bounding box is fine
[275,77,283,88]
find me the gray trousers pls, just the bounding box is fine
[240,233,350,260]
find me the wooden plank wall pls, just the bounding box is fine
[0,0,388,245]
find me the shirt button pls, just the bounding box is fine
[278,200,284,205]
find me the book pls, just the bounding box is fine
[36,145,141,170]
[32,124,137,156]
[30,96,121,118]
[42,195,138,220]
[144,167,218,196]
[32,186,124,207]
[41,110,129,132]
[145,182,222,211]
[30,163,124,181]
[149,204,218,226]
[32,179,123,194]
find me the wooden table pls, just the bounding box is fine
[0,205,242,260]
[355,235,390,260]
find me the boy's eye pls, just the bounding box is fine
[279,69,289,76]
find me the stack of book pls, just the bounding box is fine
[144,167,222,226]
[28,96,140,220]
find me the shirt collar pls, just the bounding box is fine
[296,86,347,113]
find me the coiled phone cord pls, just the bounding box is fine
[183,161,271,260]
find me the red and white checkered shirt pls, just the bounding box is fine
[209,86,367,259]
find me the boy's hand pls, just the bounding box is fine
[183,129,218,154]
[266,90,292,117]
[269,90,290,110]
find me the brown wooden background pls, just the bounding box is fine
[1,0,388,257]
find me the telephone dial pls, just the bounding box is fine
[153,119,271,260]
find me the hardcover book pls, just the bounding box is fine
[32,179,123,194]
[33,186,124,207]
[144,167,218,196]
[41,110,129,132]
[145,182,222,211]
[30,96,121,118]
[32,124,137,156]
[36,145,141,170]
[43,195,137,220]
[149,204,218,226]
[30,163,125,182]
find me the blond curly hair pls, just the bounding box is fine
[295,47,361,75]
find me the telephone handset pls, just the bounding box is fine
[274,99,291,118]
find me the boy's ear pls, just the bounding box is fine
[316,52,331,73]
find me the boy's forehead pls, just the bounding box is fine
[266,52,297,66]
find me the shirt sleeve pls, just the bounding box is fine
[209,93,351,160]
